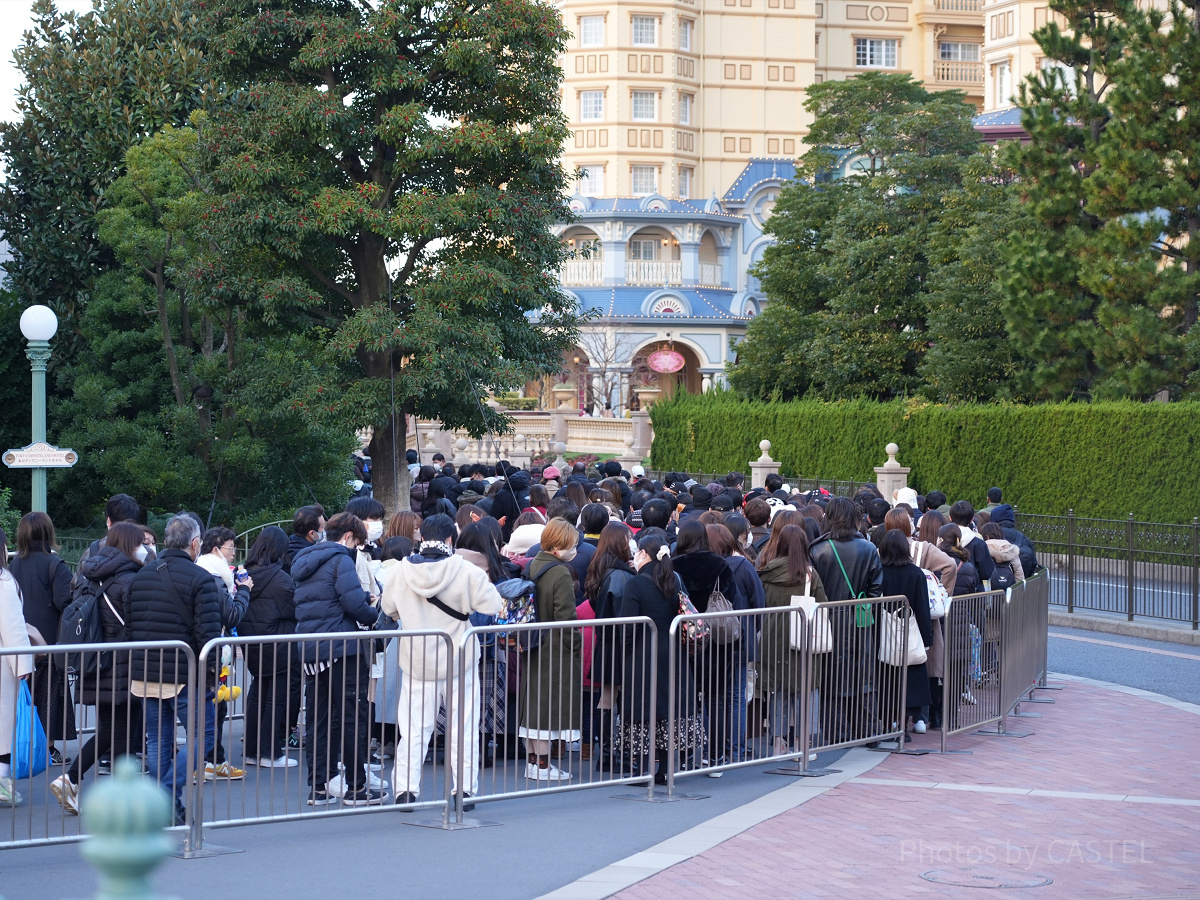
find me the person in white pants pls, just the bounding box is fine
[380,514,502,809]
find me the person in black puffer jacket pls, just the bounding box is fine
[50,523,147,815]
[125,513,222,820]
[291,512,381,806]
[239,527,301,767]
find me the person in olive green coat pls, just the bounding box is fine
[756,524,828,757]
[520,518,584,782]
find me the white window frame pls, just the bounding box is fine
[679,92,693,126]
[939,41,980,61]
[679,19,693,51]
[678,166,693,198]
[630,238,659,259]
[579,165,604,197]
[580,91,604,121]
[631,90,657,122]
[855,37,897,68]
[580,15,604,47]
[631,166,658,196]
[995,60,1012,107]
[632,16,658,47]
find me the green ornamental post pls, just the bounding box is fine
[81,757,173,900]
[18,304,58,513]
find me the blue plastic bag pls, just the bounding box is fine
[11,680,48,780]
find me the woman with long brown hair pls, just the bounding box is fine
[9,511,75,765]
[583,522,636,769]
[756,525,828,756]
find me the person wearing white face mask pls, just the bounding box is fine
[50,522,147,816]
[345,497,387,603]
[519,518,585,781]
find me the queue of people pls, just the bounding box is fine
[0,466,1038,815]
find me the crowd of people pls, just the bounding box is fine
[0,457,1039,820]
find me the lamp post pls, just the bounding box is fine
[19,305,58,513]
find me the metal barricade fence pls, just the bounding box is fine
[450,617,658,818]
[193,629,455,850]
[1000,573,1050,713]
[0,641,195,850]
[664,597,913,795]
[939,590,1005,752]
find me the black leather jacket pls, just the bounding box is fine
[809,533,884,602]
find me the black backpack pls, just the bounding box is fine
[991,563,1017,592]
[56,577,120,676]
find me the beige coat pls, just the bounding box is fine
[0,572,34,757]
[911,540,954,679]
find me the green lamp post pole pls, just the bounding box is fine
[19,305,58,513]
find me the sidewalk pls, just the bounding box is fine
[577,677,1200,900]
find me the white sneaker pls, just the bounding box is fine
[328,771,384,798]
[913,720,927,734]
[962,690,977,705]
[0,776,23,807]
[50,774,80,815]
[524,762,571,781]
[257,756,299,769]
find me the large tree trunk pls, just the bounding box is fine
[368,409,412,518]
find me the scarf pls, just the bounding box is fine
[417,540,453,559]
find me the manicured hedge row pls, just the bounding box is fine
[649,393,1200,524]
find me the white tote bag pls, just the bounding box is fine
[790,574,832,653]
[878,607,927,667]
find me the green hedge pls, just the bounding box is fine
[649,393,1200,524]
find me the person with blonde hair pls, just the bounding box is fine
[520,518,584,781]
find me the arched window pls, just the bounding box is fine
[651,297,683,314]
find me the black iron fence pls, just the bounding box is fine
[1016,510,1200,629]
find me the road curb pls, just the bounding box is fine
[1049,610,1200,646]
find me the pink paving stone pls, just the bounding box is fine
[612,681,1200,899]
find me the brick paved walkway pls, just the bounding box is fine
[612,679,1200,899]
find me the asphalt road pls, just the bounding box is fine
[1047,623,1200,705]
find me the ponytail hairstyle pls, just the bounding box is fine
[636,531,677,602]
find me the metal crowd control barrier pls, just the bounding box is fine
[0,641,195,851]
[939,589,1005,752]
[450,617,659,822]
[663,596,914,797]
[192,628,455,852]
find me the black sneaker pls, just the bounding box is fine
[172,801,187,827]
[394,791,418,812]
[96,757,111,776]
[287,730,301,751]
[307,788,332,807]
[49,747,70,767]
[452,792,476,813]
[342,787,385,807]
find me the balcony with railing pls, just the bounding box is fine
[933,0,981,10]
[697,262,721,286]
[560,258,606,285]
[626,260,683,285]
[934,60,984,85]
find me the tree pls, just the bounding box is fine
[919,154,1031,402]
[197,0,581,512]
[1000,0,1196,399]
[50,125,355,528]
[575,327,644,412]
[732,73,981,399]
[0,0,208,347]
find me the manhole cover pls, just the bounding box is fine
[921,867,1053,889]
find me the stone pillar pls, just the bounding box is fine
[749,439,780,490]
[509,433,532,470]
[552,441,568,472]
[452,437,470,468]
[629,410,653,461]
[616,435,643,473]
[551,408,569,445]
[875,442,911,504]
[591,371,604,414]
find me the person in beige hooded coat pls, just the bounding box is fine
[380,514,502,805]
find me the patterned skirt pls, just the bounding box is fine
[617,715,708,756]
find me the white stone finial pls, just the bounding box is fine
[758,439,773,463]
[624,435,634,448]
[455,437,468,451]
[884,442,900,470]
[515,433,526,449]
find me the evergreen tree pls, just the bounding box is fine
[732,73,980,399]
[197,0,581,510]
